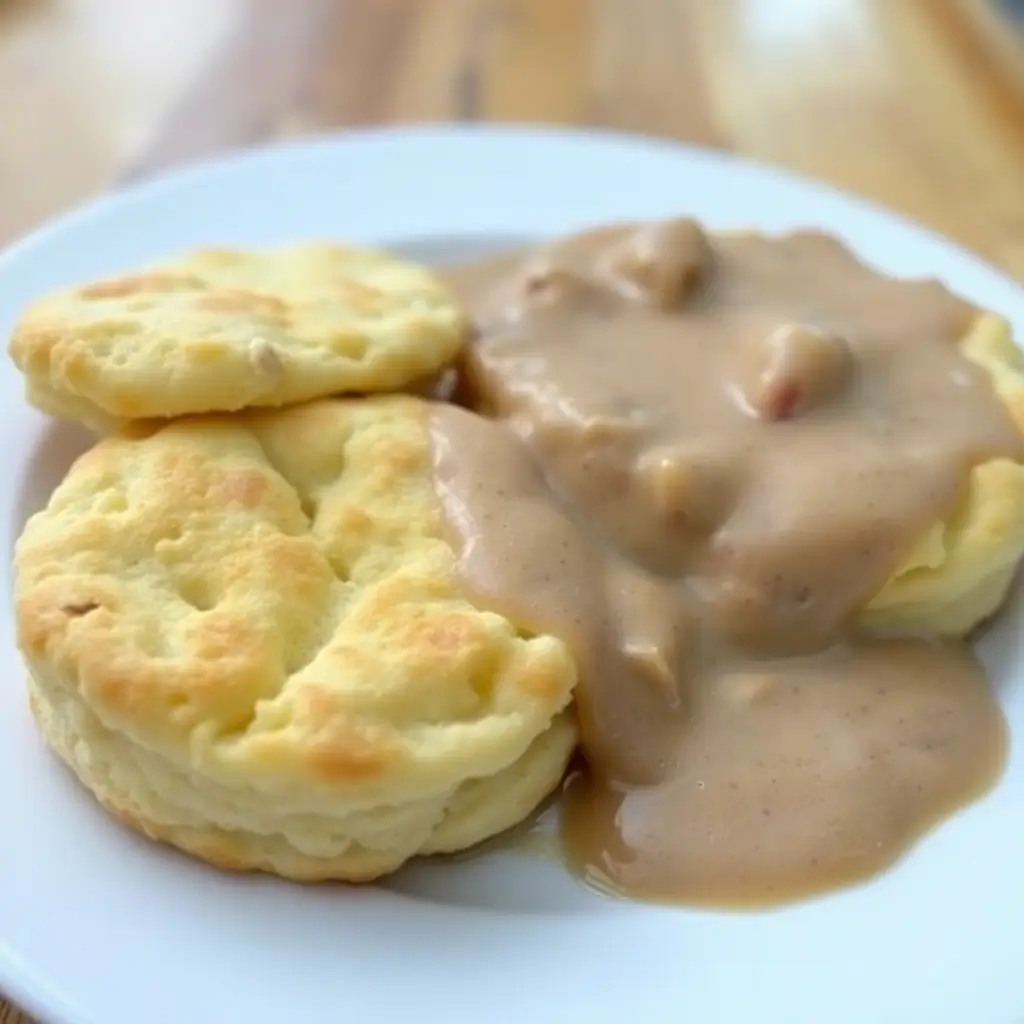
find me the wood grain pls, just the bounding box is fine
[2,0,1023,1020]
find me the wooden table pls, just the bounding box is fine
[2,0,1022,1020]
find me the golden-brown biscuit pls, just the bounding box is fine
[14,395,577,880]
[865,312,1024,636]
[9,244,469,430]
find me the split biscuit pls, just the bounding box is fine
[14,395,577,880]
[9,243,469,430]
[865,312,1024,636]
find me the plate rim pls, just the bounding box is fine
[4,121,1021,297]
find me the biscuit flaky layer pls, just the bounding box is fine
[9,244,470,429]
[15,395,577,880]
[866,313,1024,636]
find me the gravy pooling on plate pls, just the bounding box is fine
[432,220,1020,906]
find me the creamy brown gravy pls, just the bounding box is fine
[431,220,1018,906]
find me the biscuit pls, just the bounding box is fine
[865,312,1024,636]
[9,244,469,430]
[14,395,577,880]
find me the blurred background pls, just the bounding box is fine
[0,0,1022,274]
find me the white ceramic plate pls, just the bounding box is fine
[1,126,1023,1024]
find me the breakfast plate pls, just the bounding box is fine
[2,125,1023,1024]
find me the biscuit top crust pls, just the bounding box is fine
[9,243,470,422]
[14,396,575,803]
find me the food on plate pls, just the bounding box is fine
[14,395,576,880]
[9,243,469,431]
[11,219,1024,906]
[442,220,1024,904]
